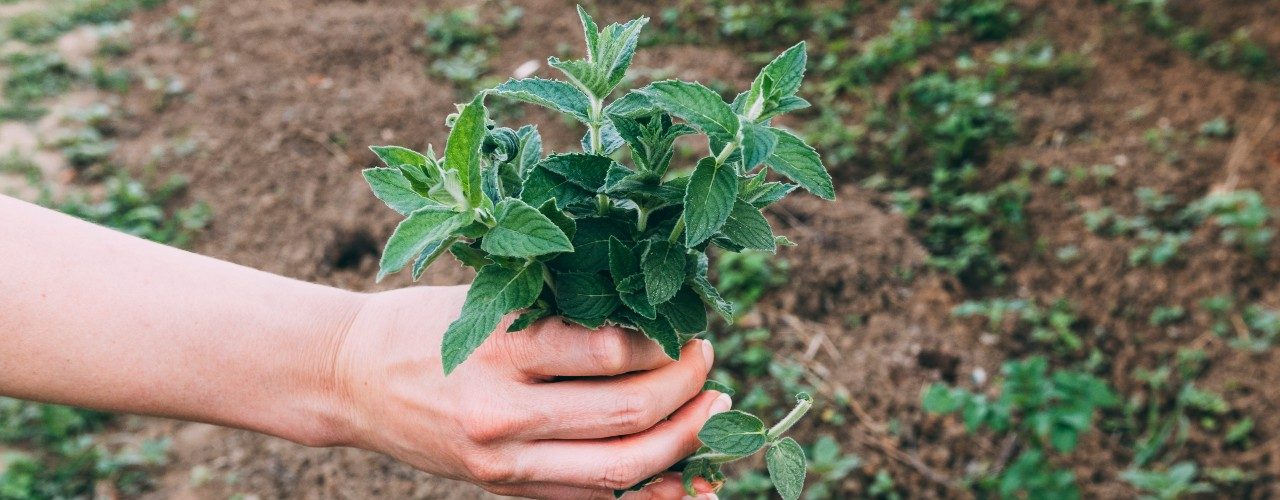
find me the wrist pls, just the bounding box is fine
[277,288,371,448]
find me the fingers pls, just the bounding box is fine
[520,340,714,440]
[621,473,719,500]
[512,390,733,491]
[500,473,717,500]
[504,320,676,378]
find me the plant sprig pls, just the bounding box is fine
[363,6,833,498]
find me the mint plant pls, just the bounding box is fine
[362,6,832,498]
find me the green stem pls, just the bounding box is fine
[588,97,604,154]
[766,394,813,441]
[637,206,651,233]
[667,215,685,244]
[714,140,738,166]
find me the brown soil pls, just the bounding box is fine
[55,0,1280,497]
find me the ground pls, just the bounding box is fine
[3,0,1280,498]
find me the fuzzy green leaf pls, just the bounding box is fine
[378,207,472,281]
[617,274,656,319]
[766,437,807,500]
[763,42,807,99]
[703,379,736,397]
[684,157,739,246]
[624,309,681,359]
[449,241,492,269]
[658,286,709,334]
[370,145,428,169]
[739,120,778,170]
[638,81,740,144]
[537,199,576,240]
[493,78,592,123]
[721,200,776,251]
[642,240,686,306]
[548,216,634,273]
[481,199,573,258]
[539,153,616,192]
[442,262,544,374]
[521,166,594,211]
[698,411,767,455]
[445,93,489,207]
[556,272,621,322]
[363,167,434,215]
[764,128,834,200]
[508,304,551,332]
[411,237,456,281]
[687,253,734,320]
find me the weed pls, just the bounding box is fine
[953,298,1083,351]
[1183,190,1273,257]
[1122,462,1213,500]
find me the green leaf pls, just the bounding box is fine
[605,91,660,118]
[539,153,616,192]
[624,309,681,359]
[638,80,740,144]
[508,304,551,332]
[537,199,576,240]
[658,286,708,334]
[378,207,472,281]
[721,200,775,251]
[521,165,594,211]
[444,93,489,207]
[575,5,600,57]
[550,216,633,273]
[760,95,810,121]
[616,273,656,319]
[449,241,492,269]
[703,379,736,397]
[556,272,621,322]
[370,145,428,169]
[684,157,739,246]
[481,199,573,258]
[741,171,798,209]
[493,78,592,123]
[687,253,734,320]
[642,240,686,305]
[582,121,625,155]
[697,410,767,455]
[766,437,807,500]
[764,128,834,200]
[412,236,456,281]
[363,167,434,215]
[761,42,807,99]
[740,121,778,170]
[515,125,543,175]
[608,236,641,278]
[597,17,648,93]
[442,262,545,374]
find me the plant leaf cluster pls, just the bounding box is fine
[364,7,831,498]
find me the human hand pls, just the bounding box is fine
[327,286,727,499]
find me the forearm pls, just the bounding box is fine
[0,195,360,446]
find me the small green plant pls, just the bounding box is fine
[936,0,1021,41]
[1122,462,1214,500]
[715,249,788,319]
[43,173,211,247]
[923,356,1117,498]
[363,7,832,497]
[1183,190,1273,257]
[420,3,522,89]
[953,298,1083,350]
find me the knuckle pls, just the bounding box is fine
[463,452,517,484]
[597,455,648,491]
[609,387,657,433]
[589,331,630,374]
[459,405,521,444]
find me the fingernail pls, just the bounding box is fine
[710,393,732,415]
[700,339,714,366]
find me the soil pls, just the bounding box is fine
[12,0,1280,497]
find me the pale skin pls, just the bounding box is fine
[0,194,727,499]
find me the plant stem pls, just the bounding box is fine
[668,215,685,244]
[766,394,813,441]
[637,206,650,233]
[588,97,604,154]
